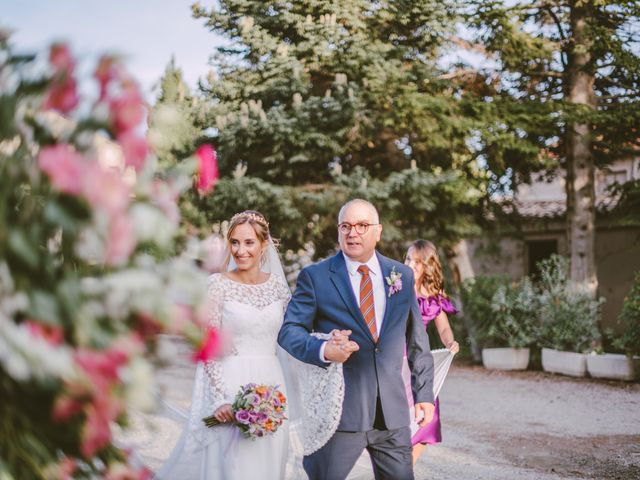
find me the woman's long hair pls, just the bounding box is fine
[407,239,447,298]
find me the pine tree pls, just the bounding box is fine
[192,0,475,183]
[464,0,640,296]
[149,56,204,169]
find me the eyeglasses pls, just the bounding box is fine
[337,222,380,235]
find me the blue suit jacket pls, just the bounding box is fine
[278,251,435,432]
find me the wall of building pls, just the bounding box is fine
[456,227,640,332]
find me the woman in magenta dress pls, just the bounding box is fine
[405,239,459,464]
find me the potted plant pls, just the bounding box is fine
[481,278,539,370]
[589,272,640,380]
[537,256,604,377]
[460,275,511,363]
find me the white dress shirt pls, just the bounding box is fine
[342,252,387,335]
[320,252,387,362]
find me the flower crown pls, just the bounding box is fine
[230,211,269,228]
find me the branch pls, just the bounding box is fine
[542,4,568,69]
[437,68,481,80]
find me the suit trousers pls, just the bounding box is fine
[302,425,414,480]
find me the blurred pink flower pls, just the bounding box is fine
[53,394,84,422]
[196,144,219,194]
[104,462,152,480]
[49,44,75,72]
[38,144,88,195]
[81,403,115,457]
[94,55,119,101]
[43,75,79,114]
[75,347,128,386]
[192,327,221,363]
[109,88,145,134]
[82,167,131,216]
[43,44,78,113]
[104,214,136,266]
[117,131,149,171]
[24,320,64,345]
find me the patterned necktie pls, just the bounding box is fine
[357,265,378,342]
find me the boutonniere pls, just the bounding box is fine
[385,267,403,297]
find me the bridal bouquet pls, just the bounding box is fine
[203,383,287,439]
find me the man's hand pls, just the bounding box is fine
[415,402,435,427]
[324,329,359,363]
[213,404,234,423]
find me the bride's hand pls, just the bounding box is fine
[213,404,234,423]
[324,339,359,363]
[329,329,352,346]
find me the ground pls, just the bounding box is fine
[120,337,640,479]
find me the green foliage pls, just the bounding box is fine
[613,271,640,356]
[537,256,604,353]
[489,279,540,348]
[459,275,511,349]
[464,0,640,177]
[192,0,476,182]
[149,58,204,169]
[186,175,304,246]
[610,179,640,226]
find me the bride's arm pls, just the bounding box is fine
[277,268,327,367]
[203,275,231,412]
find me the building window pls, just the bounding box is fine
[527,239,558,279]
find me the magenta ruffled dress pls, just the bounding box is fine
[411,294,457,446]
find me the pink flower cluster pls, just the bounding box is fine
[95,55,149,172]
[192,327,221,363]
[38,143,135,265]
[196,144,219,195]
[41,46,150,173]
[43,44,78,114]
[53,336,143,458]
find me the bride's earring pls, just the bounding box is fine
[260,250,267,266]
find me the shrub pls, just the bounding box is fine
[489,278,540,348]
[537,256,603,353]
[613,272,640,357]
[459,275,511,349]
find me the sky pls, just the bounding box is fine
[3,0,224,101]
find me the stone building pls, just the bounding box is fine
[454,157,640,333]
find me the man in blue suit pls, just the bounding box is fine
[278,199,435,480]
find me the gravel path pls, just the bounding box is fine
[120,338,640,479]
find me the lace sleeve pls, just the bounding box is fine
[277,276,292,312]
[203,274,229,411]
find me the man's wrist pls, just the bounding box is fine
[319,341,329,363]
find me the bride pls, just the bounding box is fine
[153,210,454,479]
[155,210,297,480]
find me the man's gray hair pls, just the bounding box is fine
[338,199,380,224]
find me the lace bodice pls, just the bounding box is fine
[203,273,291,411]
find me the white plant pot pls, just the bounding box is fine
[482,347,530,370]
[586,353,640,381]
[541,347,587,377]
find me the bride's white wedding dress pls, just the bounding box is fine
[155,272,292,480]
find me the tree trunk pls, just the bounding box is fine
[565,0,598,298]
